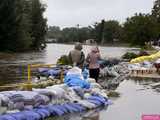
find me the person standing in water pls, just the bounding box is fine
[86,46,101,82]
[68,42,85,68]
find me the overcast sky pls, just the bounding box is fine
[44,0,155,28]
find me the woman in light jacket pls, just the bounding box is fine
[86,46,101,82]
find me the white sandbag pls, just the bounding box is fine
[90,88,108,99]
[67,67,82,76]
[128,63,141,70]
[46,87,66,99]
[142,61,153,68]
[66,67,84,79]
[32,88,56,97]
[87,78,96,83]
[7,101,14,110]
[155,59,160,64]
[90,83,102,89]
[65,88,81,102]
[5,110,20,114]
[83,93,92,99]
[0,94,10,106]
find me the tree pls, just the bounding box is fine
[91,20,105,44]
[123,13,158,46]
[0,0,32,52]
[152,0,160,38]
[15,0,32,51]
[91,20,122,44]
[103,20,122,43]
[152,0,160,21]
[0,0,16,51]
[30,0,47,50]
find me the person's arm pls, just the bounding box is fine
[68,52,73,64]
[78,51,85,65]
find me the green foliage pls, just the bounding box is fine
[56,55,71,65]
[0,0,47,52]
[107,91,120,97]
[152,0,160,38]
[30,0,47,50]
[123,13,158,46]
[152,0,160,22]
[103,20,122,43]
[47,26,92,43]
[122,52,138,59]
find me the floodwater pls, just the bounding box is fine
[46,78,160,120]
[0,43,160,120]
[0,43,138,85]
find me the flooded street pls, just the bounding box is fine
[0,44,159,120]
[0,43,137,85]
[46,78,160,120]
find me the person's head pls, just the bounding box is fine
[91,46,99,53]
[74,42,83,50]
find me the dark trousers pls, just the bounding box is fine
[89,68,100,82]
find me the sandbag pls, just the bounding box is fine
[10,112,27,120]
[67,103,85,112]
[21,111,41,120]
[34,108,50,119]
[46,105,64,116]
[76,100,96,109]
[53,105,68,113]
[87,95,106,105]
[62,104,77,113]
[87,99,102,106]
[0,115,16,120]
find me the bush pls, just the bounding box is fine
[56,55,71,65]
[122,52,138,59]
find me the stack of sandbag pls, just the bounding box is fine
[37,66,71,80]
[0,67,111,119]
[128,61,153,71]
[100,62,129,77]
[0,91,50,113]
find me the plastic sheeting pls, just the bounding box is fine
[64,74,90,89]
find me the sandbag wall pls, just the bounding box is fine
[0,79,110,120]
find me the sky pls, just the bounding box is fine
[44,0,155,28]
